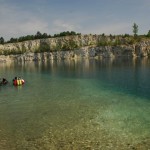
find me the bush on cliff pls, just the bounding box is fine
[0,37,4,44]
[146,30,150,37]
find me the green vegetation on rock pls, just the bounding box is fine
[133,23,138,37]
[5,31,81,44]
[0,37,4,44]
[146,30,150,37]
[1,25,150,56]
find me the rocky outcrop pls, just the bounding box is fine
[0,35,150,62]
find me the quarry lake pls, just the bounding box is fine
[0,57,150,150]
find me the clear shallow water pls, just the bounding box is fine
[0,58,150,150]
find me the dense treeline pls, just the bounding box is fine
[53,31,81,37]
[7,31,51,43]
[1,29,150,45]
[0,31,81,44]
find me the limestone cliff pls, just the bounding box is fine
[0,35,150,62]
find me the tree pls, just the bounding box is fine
[35,31,42,39]
[133,23,138,37]
[147,30,150,37]
[102,33,105,36]
[9,38,17,43]
[42,33,48,38]
[0,37,4,44]
[0,37,5,44]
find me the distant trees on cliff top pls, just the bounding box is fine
[1,27,150,45]
[3,31,81,44]
[0,31,78,44]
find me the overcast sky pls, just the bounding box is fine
[0,0,150,40]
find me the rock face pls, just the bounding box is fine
[0,35,150,62]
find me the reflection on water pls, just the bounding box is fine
[0,58,150,149]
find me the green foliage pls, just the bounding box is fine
[39,42,50,52]
[8,38,18,43]
[62,44,69,51]
[97,37,122,46]
[133,23,138,37]
[54,44,61,51]
[0,37,4,44]
[123,36,142,45]
[123,34,130,37]
[2,30,150,56]
[35,31,42,39]
[127,38,135,45]
[34,47,41,53]
[49,45,57,52]
[21,45,27,53]
[1,48,24,56]
[134,36,142,42]
[11,49,23,55]
[69,40,78,49]
[97,41,107,46]
[96,35,143,46]
[3,50,9,55]
[6,31,51,43]
[60,39,79,51]
[101,33,105,36]
[6,31,79,43]
[18,35,34,42]
[112,39,122,46]
[53,31,81,37]
[146,30,150,37]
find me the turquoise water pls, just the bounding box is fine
[0,58,150,150]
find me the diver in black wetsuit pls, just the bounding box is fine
[3,78,8,84]
[0,78,8,85]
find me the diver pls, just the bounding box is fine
[13,77,25,86]
[0,78,8,85]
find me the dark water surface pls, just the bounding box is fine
[0,58,150,150]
